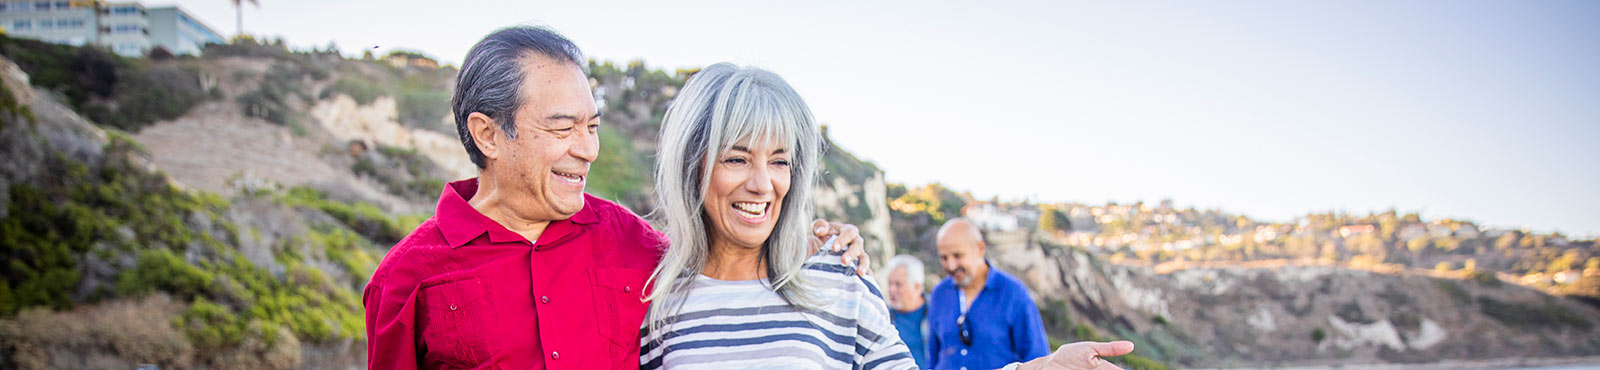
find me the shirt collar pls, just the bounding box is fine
[434,178,599,248]
[980,259,1000,293]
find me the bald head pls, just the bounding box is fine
[935,218,987,287]
[936,218,983,246]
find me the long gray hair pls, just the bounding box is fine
[643,63,823,333]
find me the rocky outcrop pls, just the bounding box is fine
[981,231,1600,367]
[814,134,898,265]
[307,94,475,181]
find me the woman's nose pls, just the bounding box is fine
[743,166,774,194]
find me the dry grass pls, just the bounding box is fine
[0,295,193,370]
[0,294,312,370]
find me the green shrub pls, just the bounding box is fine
[238,64,309,126]
[200,35,293,60]
[279,186,420,244]
[585,125,649,206]
[115,249,216,300]
[310,227,377,287]
[327,76,382,105]
[397,89,450,129]
[0,36,123,107]
[88,64,209,131]
[1,183,91,315]
[0,131,230,317]
[180,296,246,349]
[0,80,36,127]
[0,35,209,132]
[1311,328,1326,343]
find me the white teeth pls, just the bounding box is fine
[734,202,767,217]
[553,171,583,183]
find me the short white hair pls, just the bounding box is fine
[885,255,925,286]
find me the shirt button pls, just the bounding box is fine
[551,351,560,360]
[624,286,631,293]
[961,349,967,356]
[449,305,457,311]
[960,367,967,370]
[541,296,549,304]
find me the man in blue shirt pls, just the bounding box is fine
[928,218,1050,370]
[886,255,932,369]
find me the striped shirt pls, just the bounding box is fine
[639,251,918,370]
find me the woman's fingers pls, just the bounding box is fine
[809,219,872,275]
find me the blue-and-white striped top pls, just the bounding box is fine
[639,251,918,370]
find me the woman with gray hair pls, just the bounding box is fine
[639,62,914,369]
[638,63,1136,370]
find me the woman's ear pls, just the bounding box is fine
[468,112,500,162]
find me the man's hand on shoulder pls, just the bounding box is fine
[810,219,871,276]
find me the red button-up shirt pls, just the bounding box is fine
[364,179,665,370]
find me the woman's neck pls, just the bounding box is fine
[704,237,766,281]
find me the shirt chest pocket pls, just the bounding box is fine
[594,267,652,349]
[418,275,497,368]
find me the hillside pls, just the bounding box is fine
[0,39,388,368]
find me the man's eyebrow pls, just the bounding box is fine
[545,111,603,121]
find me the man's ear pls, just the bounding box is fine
[468,112,500,162]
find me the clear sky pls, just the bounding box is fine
[157,0,1599,237]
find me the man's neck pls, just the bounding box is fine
[468,174,553,243]
[704,239,765,281]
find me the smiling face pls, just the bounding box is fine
[703,135,793,252]
[492,55,601,219]
[936,220,987,287]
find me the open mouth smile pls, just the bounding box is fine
[553,170,585,185]
[733,201,770,221]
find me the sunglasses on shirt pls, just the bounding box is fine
[957,312,973,346]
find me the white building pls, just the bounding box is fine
[1,1,223,56]
[965,203,1021,232]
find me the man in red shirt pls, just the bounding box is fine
[362,26,871,370]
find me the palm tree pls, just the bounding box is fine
[230,0,259,38]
